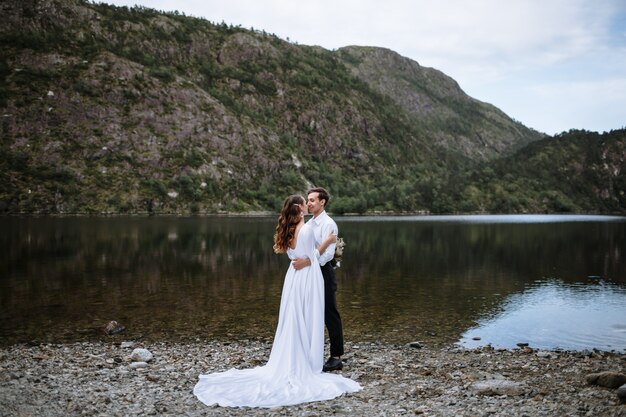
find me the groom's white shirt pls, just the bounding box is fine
[310,210,337,266]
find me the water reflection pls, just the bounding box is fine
[0,215,624,349]
[459,280,626,351]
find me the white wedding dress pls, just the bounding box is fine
[193,222,362,408]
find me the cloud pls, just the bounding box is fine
[391,1,616,81]
[531,78,626,132]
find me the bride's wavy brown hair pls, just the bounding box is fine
[273,195,305,253]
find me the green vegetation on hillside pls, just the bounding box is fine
[0,0,623,215]
[448,129,626,214]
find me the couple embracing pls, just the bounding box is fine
[193,187,361,408]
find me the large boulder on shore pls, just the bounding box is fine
[586,372,626,389]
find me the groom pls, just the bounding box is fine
[293,187,344,372]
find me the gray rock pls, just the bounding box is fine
[1,339,625,416]
[406,341,423,349]
[586,371,626,389]
[120,341,135,349]
[130,348,153,363]
[617,383,626,404]
[471,379,526,396]
[102,320,125,335]
[129,361,148,369]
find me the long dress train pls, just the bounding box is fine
[193,222,362,408]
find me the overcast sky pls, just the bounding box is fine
[103,0,626,135]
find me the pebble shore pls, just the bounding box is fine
[1,339,624,416]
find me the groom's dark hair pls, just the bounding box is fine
[307,187,330,207]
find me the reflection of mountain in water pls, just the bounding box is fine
[1,215,624,347]
[459,280,626,352]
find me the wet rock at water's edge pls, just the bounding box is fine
[102,321,125,335]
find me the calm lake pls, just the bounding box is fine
[1,215,625,351]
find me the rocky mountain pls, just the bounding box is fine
[337,46,537,161]
[1,0,623,214]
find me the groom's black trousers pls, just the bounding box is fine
[320,262,344,357]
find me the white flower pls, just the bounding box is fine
[331,237,345,268]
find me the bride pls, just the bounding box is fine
[193,194,362,408]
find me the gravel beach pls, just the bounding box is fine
[1,339,624,416]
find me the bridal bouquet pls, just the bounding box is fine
[331,237,345,268]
